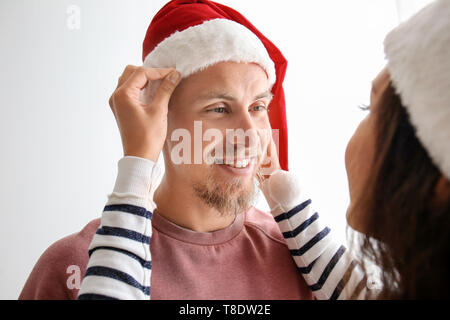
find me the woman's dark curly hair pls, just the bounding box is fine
[351,81,450,299]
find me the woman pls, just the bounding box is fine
[345,65,449,299]
[344,0,450,296]
[78,0,450,299]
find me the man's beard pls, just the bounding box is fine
[192,167,258,217]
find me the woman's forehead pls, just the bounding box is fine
[372,67,391,96]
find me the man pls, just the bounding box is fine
[20,0,368,300]
[19,0,312,300]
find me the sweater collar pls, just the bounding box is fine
[152,209,246,245]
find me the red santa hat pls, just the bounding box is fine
[141,0,289,170]
[384,0,450,180]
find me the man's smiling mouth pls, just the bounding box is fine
[213,157,257,176]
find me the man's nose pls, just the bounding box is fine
[234,110,260,135]
[226,112,260,156]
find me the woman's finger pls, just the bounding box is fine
[117,65,139,88]
[121,67,176,91]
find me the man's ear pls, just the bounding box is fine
[433,175,450,208]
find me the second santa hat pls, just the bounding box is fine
[384,0,450,180]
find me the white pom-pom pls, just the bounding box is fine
[267,170,302,210]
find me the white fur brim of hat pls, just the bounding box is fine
[141,18,276,105]
[384,0,450,180]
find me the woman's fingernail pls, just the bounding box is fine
[168,71,181,84]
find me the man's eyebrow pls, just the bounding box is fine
[196,90,273,102]
[197,92,236,102]
[254,90,274,101]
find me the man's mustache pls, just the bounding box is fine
[204,127,271,163]
[202,138,265,166]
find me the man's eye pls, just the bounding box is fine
[208,107,227,113]
[251,105,267,112]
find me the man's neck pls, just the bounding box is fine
[153,174,236,233]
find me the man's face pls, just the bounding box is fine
[163,61,273,216]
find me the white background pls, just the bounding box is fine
[0,0,433,299]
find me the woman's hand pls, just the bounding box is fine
[109,65,181,162]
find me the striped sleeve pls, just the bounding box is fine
[260,170,382,300]
[77,156,162,300]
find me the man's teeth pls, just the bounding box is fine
[234,159,250,168]
[215,159,250,168]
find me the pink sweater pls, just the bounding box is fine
[19,207,313,300]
